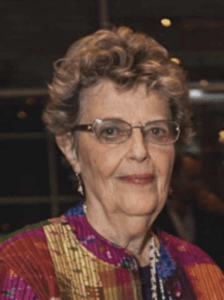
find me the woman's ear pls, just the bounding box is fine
[55,135,81,173]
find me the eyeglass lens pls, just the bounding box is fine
[94,119,179,145]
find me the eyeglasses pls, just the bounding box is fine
[74,118,180,145]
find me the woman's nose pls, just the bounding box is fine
[127,128,149,162]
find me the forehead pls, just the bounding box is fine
[80,80,171,123]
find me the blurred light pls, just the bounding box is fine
[189,89,204,98]
[26,97,36,106]
[199,79,209,87]
[219,137,224,144]
[170,57,181,65]
[17,110,27,120]
[219,130,224,144]
[161,18,172,27]
[219,130,224,138]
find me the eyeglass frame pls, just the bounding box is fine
[73,118,180,145]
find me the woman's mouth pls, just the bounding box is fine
[118,173,154,185]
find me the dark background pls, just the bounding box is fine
[0,0,224,257]
[2,0,224,87]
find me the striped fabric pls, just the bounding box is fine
[0,201,224,299]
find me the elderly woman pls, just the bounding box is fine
[0,27,224,300]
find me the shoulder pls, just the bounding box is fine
[159,230,224,299]
[0,219,49,244]
[159,230,215,264]
[0,215,69,260]
[0,201,84,259]
[0,217,62,248]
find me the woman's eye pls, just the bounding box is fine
[104,127,116,135]
[101,126,121,137]
[150,127,167,136]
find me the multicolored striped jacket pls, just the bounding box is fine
[0,201,224,300]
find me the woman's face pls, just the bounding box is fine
[63,80,175,221]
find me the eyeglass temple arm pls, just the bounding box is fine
[74,124,93,132]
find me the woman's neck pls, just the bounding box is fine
[84,201,159,266]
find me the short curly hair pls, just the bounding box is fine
[43,26,194,150]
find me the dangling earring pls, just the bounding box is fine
[76,173,84,196]
[70,151,76,161]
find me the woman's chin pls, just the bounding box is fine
[120,198,159,217]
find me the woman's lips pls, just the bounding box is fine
[118,173,154,185]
